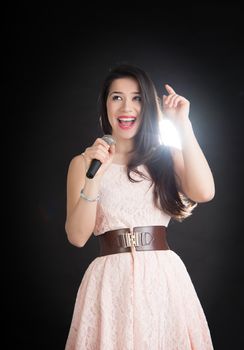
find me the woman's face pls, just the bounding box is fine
[106,77,142,140]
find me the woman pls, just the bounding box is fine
[64,63,215,349]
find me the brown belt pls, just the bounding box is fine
[98,225,169,257]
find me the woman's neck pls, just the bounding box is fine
[112,138,134,165]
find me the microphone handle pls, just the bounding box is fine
[85,134,115,179]
[86,159,102,179]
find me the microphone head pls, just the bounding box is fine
[102,134,116,146]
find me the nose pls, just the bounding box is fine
[121,98,133,113]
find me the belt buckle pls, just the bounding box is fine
[123,231,140,249]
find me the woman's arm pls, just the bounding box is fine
[65,155,101,247]
[170,121,215,202]
[163,84,215,203]
[65,139,115,247]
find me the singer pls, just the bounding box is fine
[64,64,215,349]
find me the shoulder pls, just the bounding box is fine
[68,154,86,174]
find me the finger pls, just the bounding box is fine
[168,94,180,108]
[96,143,111,154]
[172,95,183,108]
[165,84,176,95]
[162,95,167,105]
[163,93,177,107]
[94,138,110,150]
[94,148,110,163]
[86,145,109,163]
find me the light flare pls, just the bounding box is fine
[159,119,182,149]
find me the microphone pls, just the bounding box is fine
[86,135,116,179]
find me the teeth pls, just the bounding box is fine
[118,118,136,122]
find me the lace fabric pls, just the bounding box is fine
[94,164,171,235]
[65,164,214,349]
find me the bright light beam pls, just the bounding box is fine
[159,119,182,150]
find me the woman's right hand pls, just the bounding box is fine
[82,137,116,179]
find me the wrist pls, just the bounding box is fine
[80,188,100,202]
[176,118,192,129]
[177,119,193,136]
[81,177,101,201]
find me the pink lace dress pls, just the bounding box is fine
[65,163,214,350]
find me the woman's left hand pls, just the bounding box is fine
[162,84,190,129]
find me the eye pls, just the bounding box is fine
[112,95,122,101]
[133,95,142,102]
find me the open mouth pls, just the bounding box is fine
[117,116,137,129]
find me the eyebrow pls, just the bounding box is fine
[109,91,141,96]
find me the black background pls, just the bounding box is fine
[6,3,243,349]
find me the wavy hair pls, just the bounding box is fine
[98,63,196,221]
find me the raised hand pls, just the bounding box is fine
[162,84,190,129]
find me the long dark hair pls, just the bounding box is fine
[98,63,196,221]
